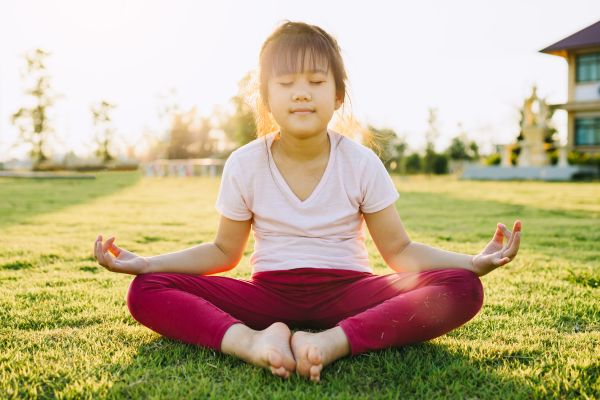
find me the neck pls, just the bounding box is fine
[274,129,330,162]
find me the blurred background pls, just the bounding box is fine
[1,0,599,174]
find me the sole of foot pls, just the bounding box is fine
[291,331,327,382]
[249,322,296,379]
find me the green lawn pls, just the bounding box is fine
[1,172,598,399]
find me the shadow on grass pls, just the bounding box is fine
[0,171,142,229]
[98,338,536,399]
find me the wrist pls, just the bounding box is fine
[142,256,152,274]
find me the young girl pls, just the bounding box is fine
[94,21,521,382]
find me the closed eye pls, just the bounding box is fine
[278,82,293,86]
[311,81,325,85]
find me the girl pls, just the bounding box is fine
[94,21,521,383]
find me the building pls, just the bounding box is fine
[541,20,600,153]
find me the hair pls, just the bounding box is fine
[243,21,381,154]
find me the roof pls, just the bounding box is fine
[540,20,600,57]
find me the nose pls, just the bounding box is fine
[292,90,311,101]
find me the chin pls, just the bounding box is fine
[280,125,327,137]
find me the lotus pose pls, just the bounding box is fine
[94,21,521,383]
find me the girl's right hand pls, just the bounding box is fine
[94,235,150,275]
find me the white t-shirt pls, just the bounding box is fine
[215,129,399,273]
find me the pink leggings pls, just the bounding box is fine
[126,268,483,355]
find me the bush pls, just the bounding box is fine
[432,153,449,174]
[405,153,422,174]
[484,153,501,166]
[568,150,600,168]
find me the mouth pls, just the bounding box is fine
[290,108,315,115]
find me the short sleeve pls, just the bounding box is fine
[359,151,400,214]
[215,156,253,221]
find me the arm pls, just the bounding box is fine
[363,205,520,276]
[146,215,252,275]
[363,204,471,273]
[95,215,252,275]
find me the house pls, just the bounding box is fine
[541,20,600,153]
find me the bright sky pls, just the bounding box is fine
[1,0,600,161]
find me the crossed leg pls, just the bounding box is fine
[126,272,298,378]
[126,268,484,382]
[290,268,484,382]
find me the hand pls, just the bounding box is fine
[94,234,150,275]
[471,220,521,276]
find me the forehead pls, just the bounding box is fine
[269,47,330,77]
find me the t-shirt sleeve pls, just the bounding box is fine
[359,150,400,214]
[215,156,253,221]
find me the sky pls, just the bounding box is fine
[1,0,600,161]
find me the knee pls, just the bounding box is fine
[446,269,484,315]
[126,273,166,318]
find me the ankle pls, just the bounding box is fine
[221,323,255,358]
[323,327,350,361]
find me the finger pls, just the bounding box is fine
[493,224,504,243]
[108,241,121,257]
[499,223,512,240]
[103,251,121,272]
[503,227,516,252]
[513,220,522,233]
[94,236,101,260]
[103,237,115,253]
[505,231,521,258]
[94,235,103,259]
[497,257,510,266]
[95,240,107,267]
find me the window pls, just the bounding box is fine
[575,117,600,145]
[576,52,600,82]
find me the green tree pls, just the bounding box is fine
[222,72,257,147]
[365,125,406,173]
[423,108,440,174]
[447,123,480,161]
[405,153,422,174]
[91,100,117,163]
[11,48,59,168]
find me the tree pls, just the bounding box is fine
[405,153,422,174]
[423,108,440,174]
[166,108,219,159]
[91,100,117,163]
[221,72,257,147]
[11,48,59,168]
[447,123,480,161]
[366,125,406,173]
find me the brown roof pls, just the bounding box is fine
[540,20,600,57]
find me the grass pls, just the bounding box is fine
[0,171,598,399]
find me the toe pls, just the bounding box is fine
[267,351,283,369]
[308,346,322,365]
[310,364,322,382]
[282,354,296,372]
[270,365,287,378]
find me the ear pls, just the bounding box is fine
[334,96,343,110]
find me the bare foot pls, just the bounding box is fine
[221,322,296,378]
[291,327,350,382]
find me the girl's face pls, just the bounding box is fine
[266,57,342,139]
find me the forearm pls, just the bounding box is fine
[389,241,473,273]
[145,242,235,275]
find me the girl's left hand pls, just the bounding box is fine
[471,220,521,276]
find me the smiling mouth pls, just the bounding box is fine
[290,110,315,114]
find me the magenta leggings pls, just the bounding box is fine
[126,268,483,355]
